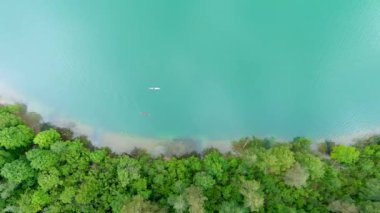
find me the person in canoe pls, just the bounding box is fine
[148,87,160,91]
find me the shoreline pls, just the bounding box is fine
[0,82,232,155]
[1,81,380,154]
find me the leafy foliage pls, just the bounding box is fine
[328,200,358,213]
[0,125,34,149]
[283,163,309,188]
[0,150,13,168]
[331,145,360,164]
[1,159,35,184]
[33,129,61,148]
[239,178,264,212]
[26,149,59,170]
[0,112,21,130]
[121,195,164,213]
[0,105,379,212]
[186,185,207,213]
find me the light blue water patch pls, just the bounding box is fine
[1,0,380,141]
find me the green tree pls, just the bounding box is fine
[33,129,61,148]
[117,156,141,187]
[37,168,61,191]
[168,194,188,213]
[186,185,207,213]
[193,172,216,190]
[203,150,227,181]
[0,112,21,130]
[75,176,102,204]
[26,149,59,170]
[256,145,295,174]
[0,125,34,150]
[358,201,380,213]
[283,163,309,188]
[89,148,109,163]
[50,140,90,172]
[0,104,23,114]
[0,150,13,168]
[121,195,164,213]
[331,145,360,164]
[359,178,380,201]
[31,189,52,210]
[239,179,264,212]
[0,181,17,199]
[18,189,53,213]
[296,152,325,180]
[18,191,41,213]
[59,186,76,204]
[291,137,311,152]
[218,201,247,213]
[328,200,358,213]
[1,159,35,184]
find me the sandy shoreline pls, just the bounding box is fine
[1,81,379,155]
[0,81,232,155]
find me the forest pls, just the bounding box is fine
[0,104,379,213]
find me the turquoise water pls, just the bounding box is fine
[1,1,380,141]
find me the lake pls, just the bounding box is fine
[1,1,380,150]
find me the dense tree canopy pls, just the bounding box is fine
[1,159,35,184]
[0,104,379,212]
[0,125,34,150]
[33,129,61,148]
[283,162,309,188]
[331,145,360,165]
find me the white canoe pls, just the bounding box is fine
[148,87,161,90]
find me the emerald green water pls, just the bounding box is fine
[1,1,380,142]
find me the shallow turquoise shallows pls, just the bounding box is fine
[1,1,380,141]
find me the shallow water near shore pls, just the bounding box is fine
[1,1,380,151]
